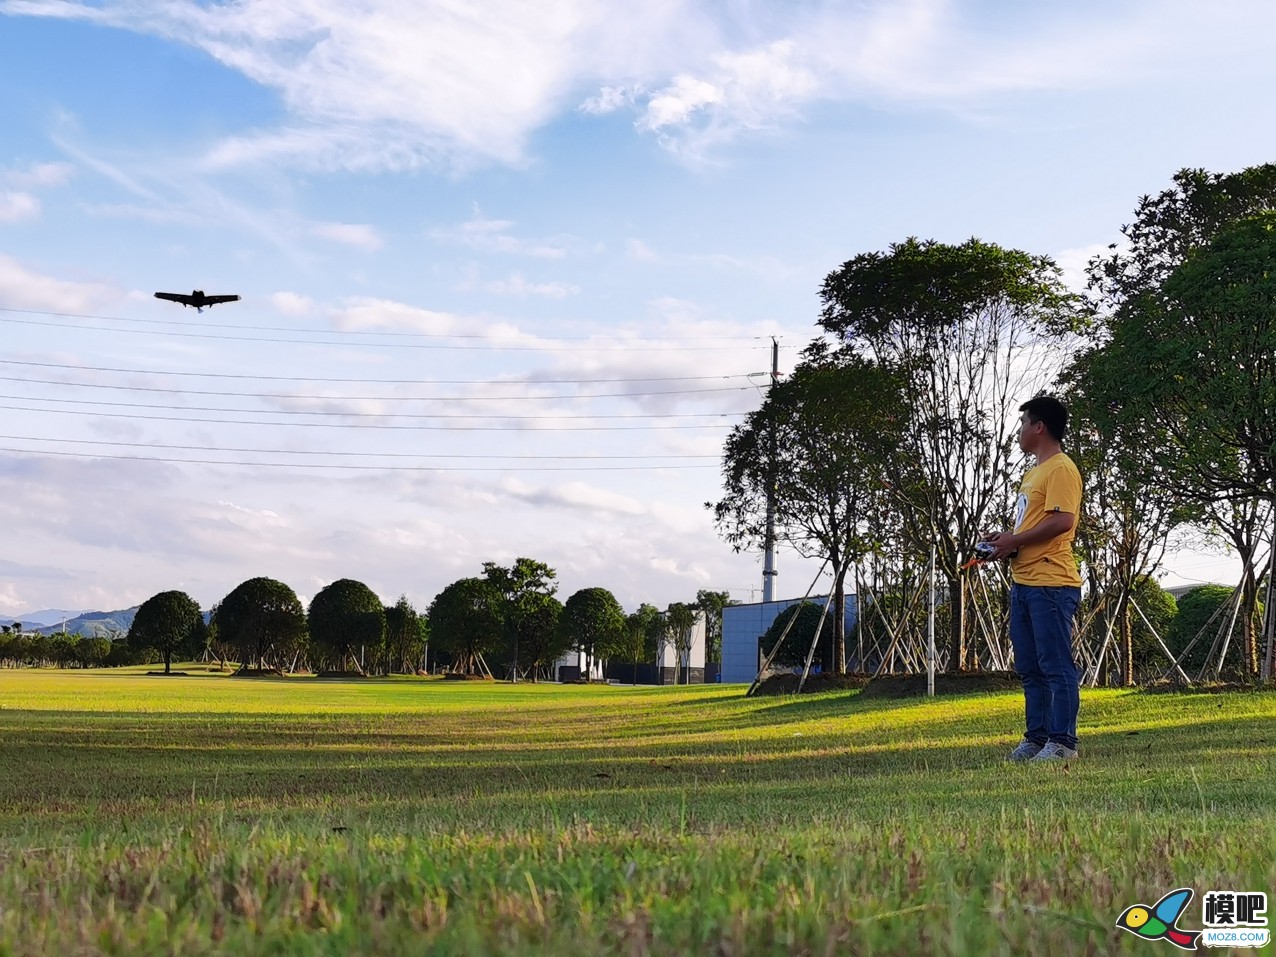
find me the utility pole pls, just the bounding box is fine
[762,337,780,603]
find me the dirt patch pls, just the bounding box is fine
[752,673,872,696]
[315,671,368,679]
[233,668,286,679]
[144,671,189,677]
[858,671,1022,699]
[442,673,494,681]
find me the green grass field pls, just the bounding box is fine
[0,668,1273,956]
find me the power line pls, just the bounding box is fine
[0,446,718,472]
[0,386,750,415]
[0,357,760,386]
[0,403,737,431]
[2,372,757,404]
[0,312,766,352]
[0,305,769,342]
[0,434,719,460]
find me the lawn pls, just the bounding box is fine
[0,668,1273,955]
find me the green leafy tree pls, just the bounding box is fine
[761,603,831,670]
[694,589,734,665]
[664,601,697,685]
[617,604,662,684]
[308,579,386,674]
[1084,165,1276,676]
[428,577,504,675]
[80,636,113,668]
[819,237,1077,671]
[482,558,561,679]
[383,596,426,674]
[560,587,625,679]
[1167,586,1236,675]
[212,577,307,673]
[713,345,905,674]
[126,590,206,675]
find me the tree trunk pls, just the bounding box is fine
[164,648,172,675]
[1119,592,1133,687]
[833,566,847,676]
[947,577,965,672]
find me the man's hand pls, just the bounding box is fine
[980,530,1019,561]
[980,512,1076,562]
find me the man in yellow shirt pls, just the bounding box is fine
[983,396,1083,762]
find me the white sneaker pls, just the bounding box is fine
[1030,741,1079,762]
[1006,740,1044,762]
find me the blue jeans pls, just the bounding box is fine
[1009,584,1081,750]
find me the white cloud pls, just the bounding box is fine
[484,273,579,298]
[12,0,1273,166]
[270,291,316,316]
[0,192,40,223]
[1053,242,1116,294]
[3,161,74,189]
[626,238,660,262]
[430,214,577,259]
[328,296,463,335]
[0,255,120,312]
[500,477,647,516]
[578,84,641,115]
[310,221,384,250]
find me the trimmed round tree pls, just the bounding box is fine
[213,577,307,673]
[560,587,625,679]
[428,577,504,675]
[308,579,386,674]
[126,590,206,675]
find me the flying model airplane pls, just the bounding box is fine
[153,290,241,312]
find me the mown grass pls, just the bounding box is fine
[0,668,1273,955]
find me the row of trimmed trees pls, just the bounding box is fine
[712,162,1275,684]
[121,558,733,680]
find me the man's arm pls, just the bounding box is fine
[983,511,1075,560]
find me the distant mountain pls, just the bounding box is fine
[0,608,88,628]
[21,608,140,638]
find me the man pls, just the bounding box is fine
[983,396,1083,762]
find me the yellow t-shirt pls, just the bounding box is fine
[1011,452,1082,587]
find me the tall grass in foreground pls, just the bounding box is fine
[0,670,1272,955]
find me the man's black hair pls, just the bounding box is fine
[1020,395,1068,443]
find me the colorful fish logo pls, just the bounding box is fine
[1115,888,1202,950]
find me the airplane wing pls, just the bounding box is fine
[154,292,195,306]
[203,295,241,306]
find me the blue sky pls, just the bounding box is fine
[1,0,1272,615]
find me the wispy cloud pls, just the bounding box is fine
[0,254,121,312]
[11,0,1273,166]
[310,221,384,250]
[484,273,579,298]
[429,214,580,259]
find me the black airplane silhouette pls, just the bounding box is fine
[154,289,241,312]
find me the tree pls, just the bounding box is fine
[507,592,566,681]
[819,237,1077,671]
[619,603,662,684]
[383,596,427,674]
[1085,165,1276,677]
[694,589,734,665]
[760,603,830,670]
[560,587,625,680]
[308,579,385,674]
[663,602,697,684]
[712,344,905,674]
[1167,586,1236,675]
[427,577,504,675]
[212,577,307,673]
[126,590,206,675]
[482,558,560,680]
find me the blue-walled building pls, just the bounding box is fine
[720,595,859,684]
